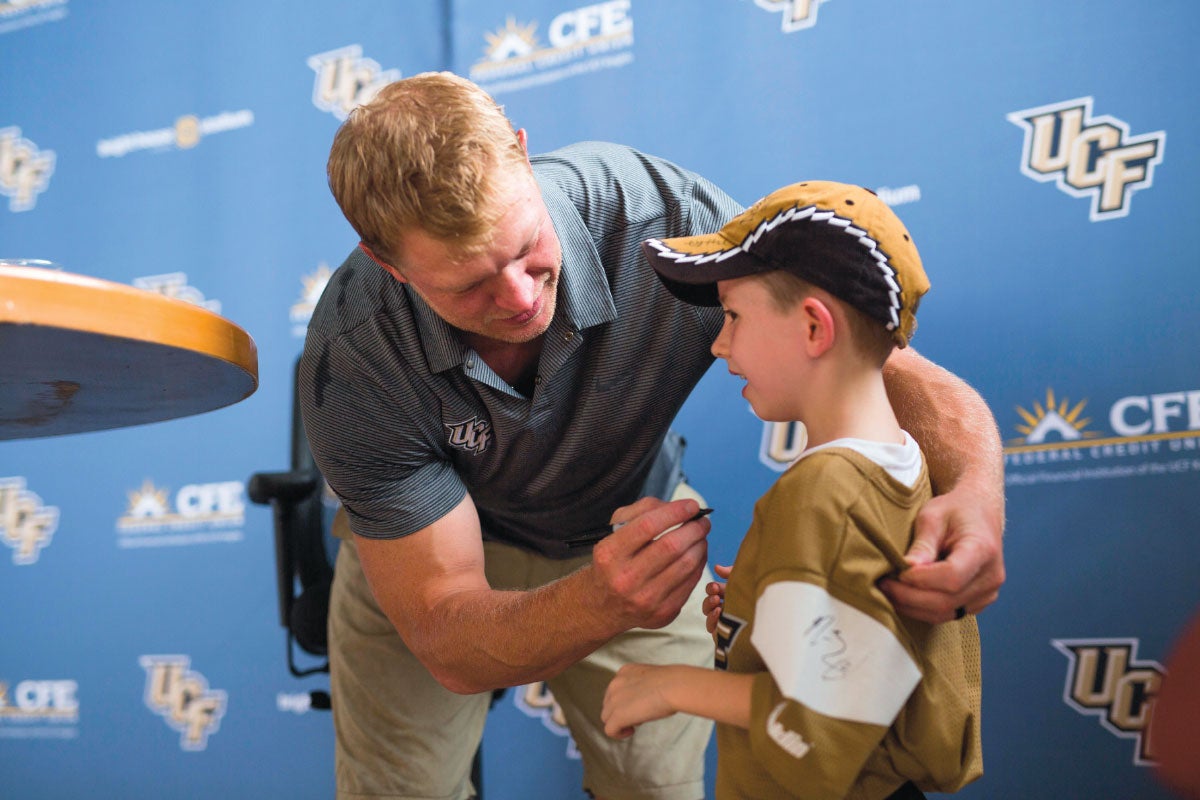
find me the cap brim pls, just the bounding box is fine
[642,237,775,307]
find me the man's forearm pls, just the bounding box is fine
[879,348,1007,616]
[405,566,623,694]
[360,494,712,695]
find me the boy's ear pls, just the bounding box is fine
[800,297,836,357]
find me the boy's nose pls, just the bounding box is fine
[711,320,731,359]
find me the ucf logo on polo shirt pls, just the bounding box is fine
[445,416,493,455]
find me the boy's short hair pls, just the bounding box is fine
[641,181,930,349]
[326,71,528,266]
[755,269,895,366]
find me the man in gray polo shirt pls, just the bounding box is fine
[300,72,1006,800]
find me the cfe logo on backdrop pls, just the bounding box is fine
[116,478,246,548]
[140,656,226,751]
[291,263,332,338]
[469,0,634,96]
[1052,638,1163,766]
[0,477,59,565]
[1004,387,1200,486]
[1007,97,1164,221]
[0,678,79,739]
[133,272,222,314]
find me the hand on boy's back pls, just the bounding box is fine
[880,482,1005,623]
[589,498,712,631]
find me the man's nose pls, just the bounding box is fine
[493,266,538,311]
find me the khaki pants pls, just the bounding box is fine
[328,488,714,800]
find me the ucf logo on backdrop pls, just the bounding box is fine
[0,126,55,212]
[1008,97,1164,221]
[306,45,399,120]
[0,477,59,565]
[1052,638,1164,766]
[753,0,832,32]
[139,656,227,751]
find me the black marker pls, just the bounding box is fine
[564,507,713,548]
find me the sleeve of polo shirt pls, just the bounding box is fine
[686,173,744,236]
[681,171,745,341]
[298,330,467,541]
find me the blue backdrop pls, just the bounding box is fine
[3,1,1197,797]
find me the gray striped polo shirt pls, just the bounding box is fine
[299,141,743,557]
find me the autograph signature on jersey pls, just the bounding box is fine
[804,614,858,680]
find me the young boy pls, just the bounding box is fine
[601,181,983,799]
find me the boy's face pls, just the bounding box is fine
[712,275,809,422]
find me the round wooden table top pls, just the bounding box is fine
[1,263,258,440]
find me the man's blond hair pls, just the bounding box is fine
[326,71,529,267]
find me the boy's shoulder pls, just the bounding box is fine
[771,444,929,509]
[759,447,878,521]
[777,446,880,489]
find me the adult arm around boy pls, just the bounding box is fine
[880,346,1006,623]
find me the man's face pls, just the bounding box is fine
[386,167,562,345]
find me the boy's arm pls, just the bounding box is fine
[881,347,1006,623]
[602,663,754,738]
